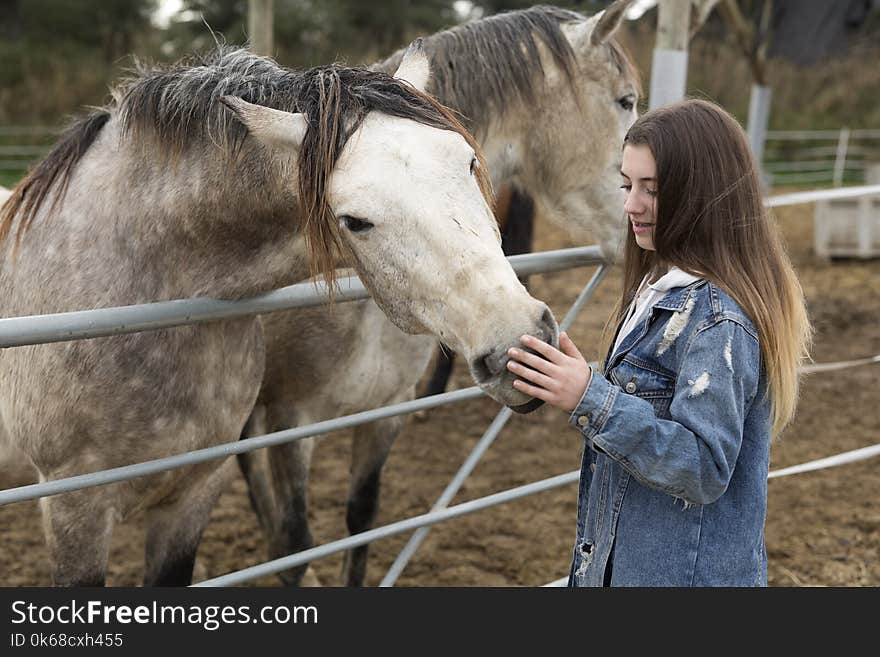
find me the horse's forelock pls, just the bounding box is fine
[375,6,585,134]
[297,67,495,294]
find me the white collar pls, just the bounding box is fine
[646,266,702,293]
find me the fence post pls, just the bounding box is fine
[833,126,850,187]
[247,0,274,56]
[649,0,691,110]
[747,84,772,189]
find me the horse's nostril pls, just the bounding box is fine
[472,347,509,383]
[471,351,494,384]
[540,306,559,345]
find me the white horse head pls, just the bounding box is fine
[222,45,558,411]
[393,2,639,261]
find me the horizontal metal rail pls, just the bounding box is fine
[801,354,880,374]
[0,247,604,507]
[0,246,603,348]
[0,386,484,507]
[193,469,582,586]
[766,129,880,140]
[3,183,876,349]
[197,436,880,587]
[767,442,880,479]
[764,184,880,208]
[2,343,857,508]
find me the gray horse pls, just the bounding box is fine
[0,44,557,586]
[237,2,640,586]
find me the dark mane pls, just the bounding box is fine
[374,6,571,132]
[116,47,300,154]
[375,5,640,133]
[1,47,493,287]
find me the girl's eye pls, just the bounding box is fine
[619,184,632,191]
[339,215,374,233]
[646,189,658,197]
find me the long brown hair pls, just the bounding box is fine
[607,99,811,437]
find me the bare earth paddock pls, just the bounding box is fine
[1,194,878,587]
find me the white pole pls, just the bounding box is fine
[833,126,850,187]
[747,84,773,189]
[648,0,691,109]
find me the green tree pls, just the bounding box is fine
[0,0,160,121]
[171,0,458,67]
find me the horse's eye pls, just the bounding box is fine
[469,156,477,175]
[340,215,374,233]
[618,94,636,111]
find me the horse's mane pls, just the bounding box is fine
[376,5,639,134]
[0,47,494,287]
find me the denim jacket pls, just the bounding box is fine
[567,279,771,587]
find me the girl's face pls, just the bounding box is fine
[621,143,657,251]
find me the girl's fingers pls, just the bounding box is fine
[512,378,551,401]
[507,360,556,390]
[507,347,558,375]
[518,334,564,364]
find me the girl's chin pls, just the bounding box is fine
[634,235,655,251]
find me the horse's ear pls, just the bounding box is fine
[393,38,431,92]
[220,96,308,152]
[566,0,633,48]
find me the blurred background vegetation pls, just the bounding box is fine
[0,0,878,187]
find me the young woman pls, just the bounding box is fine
[506,99,812,587]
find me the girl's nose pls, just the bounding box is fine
[623,191,642,215]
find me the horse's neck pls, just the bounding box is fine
[33,123,310,303]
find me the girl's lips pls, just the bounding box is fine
[631,220,654,234]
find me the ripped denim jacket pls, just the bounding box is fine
[567,279,771,587]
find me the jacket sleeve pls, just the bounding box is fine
[567,318,761,505]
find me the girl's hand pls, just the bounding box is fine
[507,332,592,413]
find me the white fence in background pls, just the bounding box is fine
[0,126,57,173]
[763,128,880,187]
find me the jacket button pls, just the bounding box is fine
[625,381,637,393]
[590,463,596,473]
[577,415,590,427]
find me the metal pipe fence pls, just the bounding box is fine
[0,246,605,505]
[379,264,610,587]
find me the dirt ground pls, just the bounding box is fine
[1,195,878,587]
